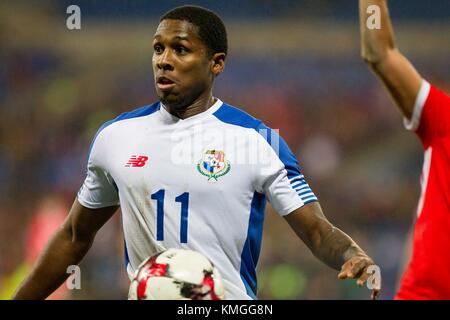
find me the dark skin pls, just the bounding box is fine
[12,200,118,300]
[152,19,225,118]
[360,0,422,120]
[13,19,380,300]
[286,203,380,300]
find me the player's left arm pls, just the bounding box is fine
[284,202,380,300]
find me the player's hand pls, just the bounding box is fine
[338,255,381,300]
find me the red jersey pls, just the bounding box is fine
[396,81,450,299]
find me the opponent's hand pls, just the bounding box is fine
[338,255,381,300]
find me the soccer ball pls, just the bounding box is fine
[128,248,226,300]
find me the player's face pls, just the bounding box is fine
[152,19,214,110]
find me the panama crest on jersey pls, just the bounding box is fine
[197,150,231,181]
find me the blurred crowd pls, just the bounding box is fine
[0,1,449,299]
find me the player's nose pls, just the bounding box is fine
[156,50,174,71]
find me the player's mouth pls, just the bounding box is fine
[156,76,176,91]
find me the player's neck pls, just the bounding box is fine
[164,94,216,120]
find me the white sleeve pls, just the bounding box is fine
[254,126,318,216]
[403,79,431,131]
[77,128,120,209]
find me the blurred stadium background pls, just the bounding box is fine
[0,0,449,299]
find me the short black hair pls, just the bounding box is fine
[160,5,228,57]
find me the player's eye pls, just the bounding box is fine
[174,45,188,55]
[154,44,164,54]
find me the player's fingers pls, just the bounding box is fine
[356,267,371,287]
[350,258,370,279]
[371,288,381,300]
[338,260,353,279]
[340,257,366,279]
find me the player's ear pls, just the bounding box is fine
[211,53,226,76]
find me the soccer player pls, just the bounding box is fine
[360,0,450,299]
[14,5,379,300]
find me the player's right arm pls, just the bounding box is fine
[13,118,120,300]
[12,200,118,300]
[359,0,422,119]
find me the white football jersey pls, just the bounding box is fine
[77,98,318,299]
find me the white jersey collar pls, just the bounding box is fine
[159,98,223,124]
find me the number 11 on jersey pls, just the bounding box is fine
[151,189,189,243]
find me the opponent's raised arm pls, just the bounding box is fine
[360,0,422,119]
[12,200,118,300]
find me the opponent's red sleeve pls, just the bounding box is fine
[404,80,450,147]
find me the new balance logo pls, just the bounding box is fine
[125,155,149,167]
